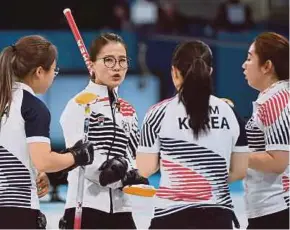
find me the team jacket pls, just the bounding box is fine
[137,95,249,218]
[0,82,51,210]
[60,80,139,213]
[245,80,289,218]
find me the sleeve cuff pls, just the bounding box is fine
[233,145,251,153]
[266,144,289,151]
[27,136,50,144]
[137,146,160,154]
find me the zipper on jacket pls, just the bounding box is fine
[107,88,117,213]
[109,188,113,213]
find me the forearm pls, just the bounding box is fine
[136,153,160,178]
[228,152,249,183]
[249,151,286,174]
[138,166,159,178]
[228,171,245,183]
[36,151,74,173]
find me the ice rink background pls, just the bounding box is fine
[40,177,248,229]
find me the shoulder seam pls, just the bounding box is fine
[148,96,175,113]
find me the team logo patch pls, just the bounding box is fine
[122,120,130,134]
[245,117,256,130]
[96,116,105,126]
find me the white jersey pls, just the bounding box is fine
[60,80,139,213]
[0,82,51,210]
[137,95,249,218]
[244,80,289,218]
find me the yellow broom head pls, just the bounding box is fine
[123,185,156,197]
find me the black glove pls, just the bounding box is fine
[122,169,149,187]
[99,157,128,186]
[69,140,94,166]
[58,140,81,173]
[60,140,94,172]
[59,216,67,230]
[37,211,47,229]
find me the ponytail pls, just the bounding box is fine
[0,46,15,124]
[178,58,212,139]
[172,40,213,139]
[0,36,58,127]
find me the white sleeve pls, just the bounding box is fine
[60,98,106,185]
[60,99,84,148]
[137,105,166,154]
[256,93,289,151]
[126,111,140,169]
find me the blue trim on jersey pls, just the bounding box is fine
[21,90,51,139]
[232,108,248,147]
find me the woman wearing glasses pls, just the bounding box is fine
[0,35,94,228]
[60,32,147,229]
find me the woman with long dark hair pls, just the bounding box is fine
[136,40,249,229]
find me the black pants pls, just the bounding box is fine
[0,207,39,229]
[247,208,289,229]
[150,207,234,229]
[60,207,136,229]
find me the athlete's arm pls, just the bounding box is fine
[228,152,249,182]
[136,153,159,178]
[249,94,289,174]
[248,150,289,174]
[29,142,74,173]
[229,106,250,182]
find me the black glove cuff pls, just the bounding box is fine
[99,157,128,186]
[122,169,149,187]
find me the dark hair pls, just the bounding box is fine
[172,40,213,138]
[254,32,289,80]
[89,33,127,61]
[0,35,57,121]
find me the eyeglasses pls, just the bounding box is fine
[97,56,130,69]
[54,67,60,77]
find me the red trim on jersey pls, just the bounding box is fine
[156,159,213,202]
[97,97,135,117]
[282,175,289,192]
[148,97,175,112]
[118,98,135,117]
[257,90,289,126]
[98,97,109,102]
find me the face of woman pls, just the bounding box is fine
[32,60,58,94]
[91,42,128,89]
[242,42,271,91]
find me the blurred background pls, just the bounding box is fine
[0,0,288,228]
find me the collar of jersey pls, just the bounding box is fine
[85,80,119,98]
[255,80,288,105]
[14,82,35,96]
